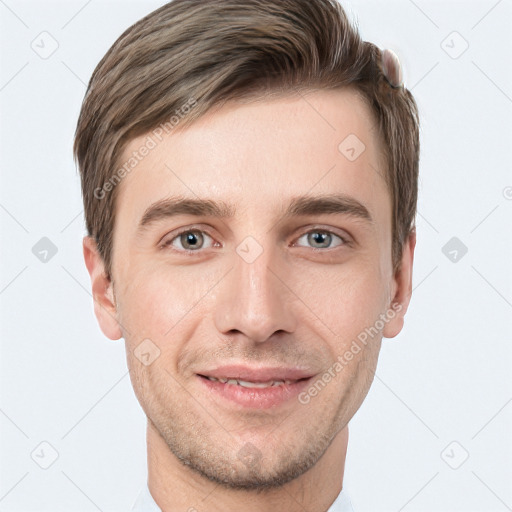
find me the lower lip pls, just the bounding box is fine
[197,375,312,409]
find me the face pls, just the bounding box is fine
[85,88,414,490]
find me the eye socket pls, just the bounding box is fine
[162,229,216,252]
[294,229,347,250]
[160,226,350,255]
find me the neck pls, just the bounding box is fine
[146,421,349,512]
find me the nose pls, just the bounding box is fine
[213,243,297,343]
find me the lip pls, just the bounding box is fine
[196,365,315,410]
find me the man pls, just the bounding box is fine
[74,0,419,510]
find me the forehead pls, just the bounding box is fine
[114,88,388,228]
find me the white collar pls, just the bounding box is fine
[132,482,355,512]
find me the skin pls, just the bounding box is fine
[84,88,415,512]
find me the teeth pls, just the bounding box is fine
[238,379,282,388]
[206,376,228,383]
[205,376,294,388]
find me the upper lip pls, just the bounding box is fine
[197,365,315,382]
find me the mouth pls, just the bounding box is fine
[198,375,304,388]
[195,365,315,409]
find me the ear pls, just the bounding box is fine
[382,228,416,339]
[83,236,122,340]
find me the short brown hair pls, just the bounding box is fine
[73,0,419,279]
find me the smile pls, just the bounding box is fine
[197,373,313,409]
[201,375,296,388]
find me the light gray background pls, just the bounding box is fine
[1,0,511,510]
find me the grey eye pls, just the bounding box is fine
[180,231,204,250]
[166,230,214,252]
[296,231,344,249]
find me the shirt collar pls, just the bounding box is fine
[132,482,355,512]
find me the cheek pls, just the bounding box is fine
[117,275,179,339]
[117,263,218,346]
[117,245,389,350]
[293,257,388,333]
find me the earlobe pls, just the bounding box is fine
[83,236,123,340]
[382,229,416,339]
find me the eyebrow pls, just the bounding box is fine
[137,193,374,233]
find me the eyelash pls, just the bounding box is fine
[160,226,351,255]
